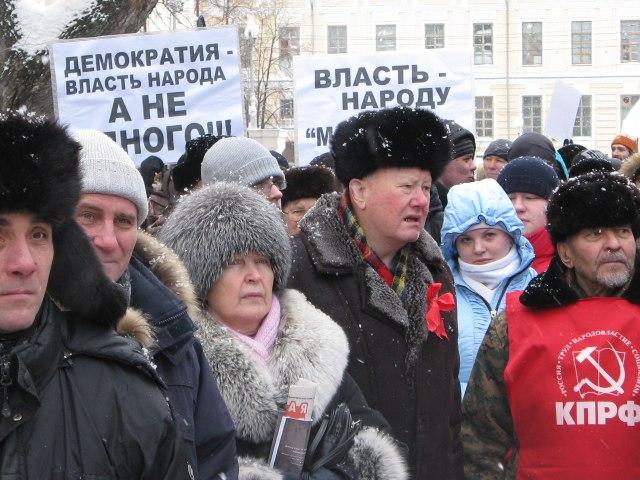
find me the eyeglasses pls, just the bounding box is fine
[251,176,281,195]
[283,208,308,220]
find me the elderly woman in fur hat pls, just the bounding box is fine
[160,182,407,480]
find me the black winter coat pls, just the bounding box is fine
[0,298,189,479]
[194,288,409,480]
[129,232,239,479]
[288,193,463,480]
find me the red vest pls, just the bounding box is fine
[505,293,640,479]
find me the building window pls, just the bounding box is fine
[621,20,640,62]
[424,24,445,49]
[573,95,592,137]
[376,24,396,51]
[280,98,293,119]
[327,25,347,54]
[621,95,640,124]
[279,26,300,70]
[571,21,592,64]
[475,96,494,137]
[522,95,542,133]
[473,23,493,65]
[522,22,542,65]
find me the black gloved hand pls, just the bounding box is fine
[303,403,361,478]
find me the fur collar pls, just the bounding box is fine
[520,252,640,308]
[298,192,453,375]
[299,192,446,332]
[133,231,200,312]
[299,192,445,276]
[620,153,640,182]
[114,231,202,349]
[193,289,349,444]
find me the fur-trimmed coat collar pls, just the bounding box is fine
[298,192,451,339]
[192,289,349,444]
[520,252,640,309]
[115,231,203,349]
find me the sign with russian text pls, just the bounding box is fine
[50,27,244,166]
[293,49,473,165]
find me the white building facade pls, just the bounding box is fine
[151,0,640,154]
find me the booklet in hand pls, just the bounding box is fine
[268,378,317,477]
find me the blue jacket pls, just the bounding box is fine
[129,233,239,480]
[441,179,536,397]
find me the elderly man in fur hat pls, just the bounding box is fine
[0,113,189,478]
[288,106,462,479]
[463,171,640,478]
[72,129,238,479]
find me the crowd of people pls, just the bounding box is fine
[1,106,640,479]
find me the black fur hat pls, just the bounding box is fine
[330,107,451,185]
[547,171,640,244]
[0,113,126,326]
[282,166,339,208]
[172,134,224,192]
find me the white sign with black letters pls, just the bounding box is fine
[50,27,244,165]
[293,49,473,165]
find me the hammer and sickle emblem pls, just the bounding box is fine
[573,342,625,396]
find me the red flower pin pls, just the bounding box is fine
[425,282,455,340]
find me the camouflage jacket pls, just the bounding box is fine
[461,309,516,480]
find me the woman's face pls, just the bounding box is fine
[456,228,513,265]
[206,251,274,335]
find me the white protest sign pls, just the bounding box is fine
[293,49,473,165]
[50,27,245,166]
[622,100,640,139]
[543,80,582,141]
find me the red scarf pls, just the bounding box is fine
[525,226,555,273]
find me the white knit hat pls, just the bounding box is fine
[201,136,286,189]
[73,130,148,226]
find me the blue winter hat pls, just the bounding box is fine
[441,179,532,261]
[497,156,560,199]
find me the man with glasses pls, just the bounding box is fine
[200,136,286,207]
[281,165,340,234]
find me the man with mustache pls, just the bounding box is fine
[462,171,640,479]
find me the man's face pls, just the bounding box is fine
[439,154,476,188]
[0,213,53,333]
[251,176,283,208]
[557,226,636,296]
[283,197,318,235]
[483,155,508,180]
[76,193,138,281]
[508,192,549,236]
[351,167,431,256]
[612,144,632,160]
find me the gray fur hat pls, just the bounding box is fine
[160,182,291,302]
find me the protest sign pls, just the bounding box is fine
[544,80,582,141]
[293,49,473,165]
[50,27,245,165]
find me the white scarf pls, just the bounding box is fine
[458,245,520,305]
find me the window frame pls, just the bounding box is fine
[573,95,592,137]
[522,21,543,66]
[571,21,592,65]
[522,95,543,133]
[475,96,494,138]
[621,20,640,63]
[424,23,445,49]
[473,23,493,65]
[376,24,397,51]
[327,25,348,54]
